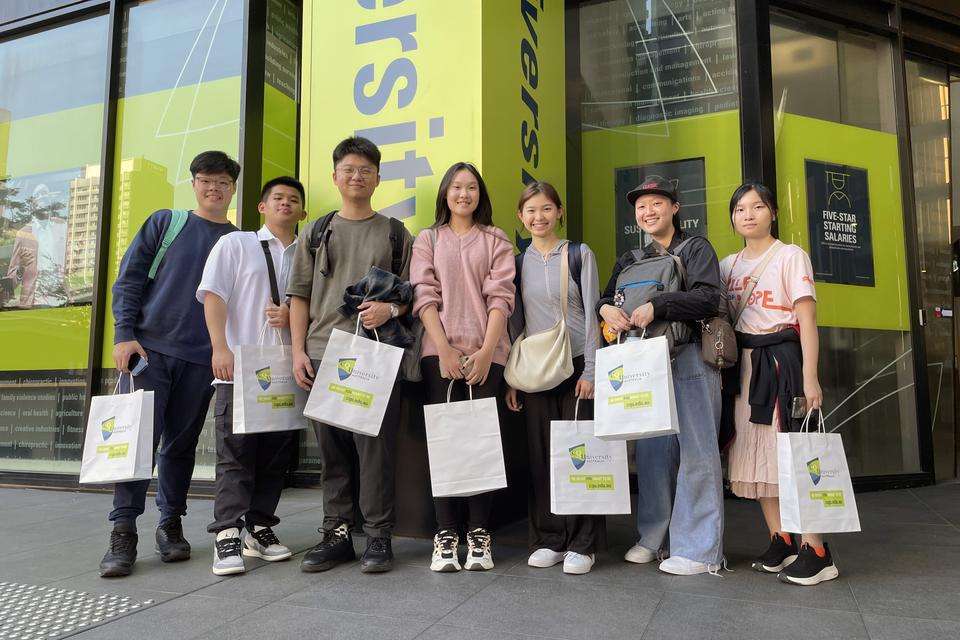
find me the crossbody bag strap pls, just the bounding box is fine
[559,241,569,321]
[260,239,281,306]
[733,240,783,325]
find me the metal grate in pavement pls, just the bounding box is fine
[0,582,154,639]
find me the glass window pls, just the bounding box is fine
[568,0,743,283]
[100,0,244,480]
[0,16,108,473]
[771,13,920,476]
[906,59,955,479]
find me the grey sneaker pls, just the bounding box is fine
[242,526,292,562]
[212,528,245,576]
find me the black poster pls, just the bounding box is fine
[615,158,706,256]
[805,160,875,286]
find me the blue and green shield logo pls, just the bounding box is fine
[101,417,116,441]
[256,366,272,391]
[807,458,822,485]
[569,443,587,470]
[607,365,624,391]
[338,358,357,381]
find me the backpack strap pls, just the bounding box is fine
[387,216,406,277]
[259,238,281,306]
[309,211,338,277]
[148,209,189,280]
[567,241,583,293]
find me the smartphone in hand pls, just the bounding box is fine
[128,353,149,376]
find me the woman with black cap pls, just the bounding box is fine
[596,177,726,575]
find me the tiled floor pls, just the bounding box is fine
[0,483,958,640]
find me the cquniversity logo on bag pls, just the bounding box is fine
[569,444,587,470]
[256,366,272,390]
[101,417,116,441]
[338,358,358,381]
[807,458,821,485]
[607,365,624,391]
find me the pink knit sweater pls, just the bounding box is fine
[410,224,516,365]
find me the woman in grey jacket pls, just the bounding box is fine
[505,181,603,575]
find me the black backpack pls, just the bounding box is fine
[309,210,406,278]
[514,241,584,294]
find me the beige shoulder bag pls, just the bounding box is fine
[504,243,575,393]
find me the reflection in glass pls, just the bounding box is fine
[771,13,920,476]
[100,0,244,480]
[906,59,955,479]
[0,16,108,473]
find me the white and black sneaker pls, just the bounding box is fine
[464,528,494,571]
[752,533,798,573]
[243,526,292,562]
[778,542,839,586]
[430,529,461,572]
[212,528,245,576]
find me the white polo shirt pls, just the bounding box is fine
[197,225,298,384]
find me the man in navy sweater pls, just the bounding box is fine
[100,151,240,577]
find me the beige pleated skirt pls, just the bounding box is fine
[728,348,780,499]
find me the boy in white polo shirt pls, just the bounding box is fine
[197,176,307,575]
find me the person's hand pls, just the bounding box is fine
[113,340,147,373]
[265,302,290,328]
[804,375,823,411]
[293,350,315,390]
[629,302,655,329]
[506,386,523,412]
[599,304,631,334]
[212,346,234,382]
[438,345,465,380]
[464,347,494,386]
[358,301,393,330]
[575,379,594,400]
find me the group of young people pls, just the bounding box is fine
[98,135,837,588]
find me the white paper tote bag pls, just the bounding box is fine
[778,410,861,534]
[550,400,631,515]
[80,374,154,484]
[233,323,308,434]
[424,380,508,498]
[594,333,679,440]
[303,319,403,437]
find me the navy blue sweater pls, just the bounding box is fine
[112,209,237,365]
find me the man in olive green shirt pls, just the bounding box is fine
[288,137,412,574]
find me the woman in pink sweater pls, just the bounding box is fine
[410,162,516,573]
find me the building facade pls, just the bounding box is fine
[0,0,958,492]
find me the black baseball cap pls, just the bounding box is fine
[626,176,678,205]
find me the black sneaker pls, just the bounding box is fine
[300,524,355,573]
[752,533,798,573]
[360,536,394,573]
[155,517,191,562]
[99,525,138,578]
[778,542,839,586]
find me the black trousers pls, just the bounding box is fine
[311,360,401,538]
[522,356,605,555]
[208,384,297,533]
[421,356,504,532]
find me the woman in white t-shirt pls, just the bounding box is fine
[719,182,837,587]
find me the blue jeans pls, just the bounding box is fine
[633,342,724,565]
[110,349,215,526]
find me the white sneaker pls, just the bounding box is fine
[563,552,595,575]
[528,548,566,568]
[658,555,713,576]
[430,530,461,573]
[242,526,292,562]
[212,528,245,576]
[624,543,658,564]
[463,528,494,571]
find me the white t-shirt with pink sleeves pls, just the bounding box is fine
[719,242,817,335]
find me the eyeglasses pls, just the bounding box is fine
[337,166,377,180]
[194,177,234,191]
